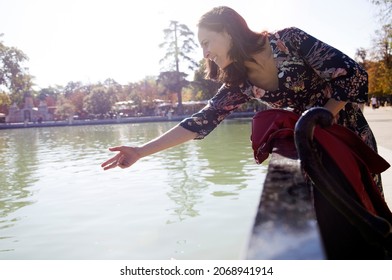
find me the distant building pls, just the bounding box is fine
[6,92,53,123]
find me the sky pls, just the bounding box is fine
[0,0,382,89]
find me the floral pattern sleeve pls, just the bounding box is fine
[179,84,250,139]
[283,27,368,103]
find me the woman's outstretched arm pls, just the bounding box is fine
[101,124,198,171]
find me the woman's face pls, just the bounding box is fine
[198,27,233,69]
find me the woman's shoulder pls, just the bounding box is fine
[270,27,308,39]
[269,27,314,51]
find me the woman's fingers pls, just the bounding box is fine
[101,160,118,170]
[101,148,122,170]
[101,146,136,170]
[101,154,120,169]
[108,146,124,152]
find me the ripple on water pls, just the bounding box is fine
[0,122,266,259]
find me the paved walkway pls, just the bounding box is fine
[363,105,392,207]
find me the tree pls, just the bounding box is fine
[159,21,199,114]
[38,86,62,107]
[355,48,368,68]
[356,2,392,99]
[55,96,76,120]
[83,86,114,117]
[103,78,121,109]
[191,59,222,100]
[0,35,33,106]
[371,0,392,25]
[157,70,189,109]
[63,81,83,98]
[367,24,392,96]
[124,77,162,116]
[159,21,199,72]
[0,91,11,113]
[59,81,90,118]
[69,88,89,117]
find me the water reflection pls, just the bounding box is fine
[198,120,255,192]
[0,129,39,213]
[164,143,208,223]
[0,120,265,259]
[0,129,39,250]
[162,119,257,223]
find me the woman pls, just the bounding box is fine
[101,6,380,192]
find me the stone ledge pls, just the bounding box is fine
[246,138,325,259]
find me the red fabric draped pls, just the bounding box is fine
[251,109,391,217]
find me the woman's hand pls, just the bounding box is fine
[101,125,197,171]
[101,146,142,171]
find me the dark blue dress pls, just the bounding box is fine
[179,27,382,193]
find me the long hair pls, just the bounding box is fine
[198,6,268,86]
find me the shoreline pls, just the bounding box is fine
[0,112,256,130]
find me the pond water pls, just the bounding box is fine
[0,119,267,259]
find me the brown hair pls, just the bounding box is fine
[198,6,268,86]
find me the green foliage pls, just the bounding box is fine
[0,91,11,107]
[357,21,392,96]
[157,71,189,94]
[158,21,199,113]
[55,96,75,118]
[191,59,222,100]
[0,35,33,106]
[83,86,114,116]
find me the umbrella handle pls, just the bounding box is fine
[294,107,392,253]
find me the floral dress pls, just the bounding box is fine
[179,27,382,192]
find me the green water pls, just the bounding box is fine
[0,119,266,259]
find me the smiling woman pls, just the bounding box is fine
[98,6,391,262]
[198,27,233,69]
